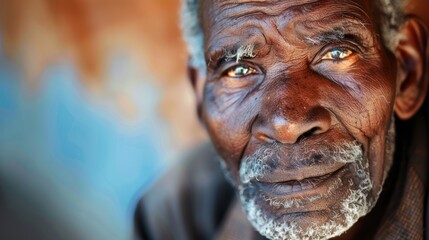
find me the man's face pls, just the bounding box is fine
[199,0,398,239]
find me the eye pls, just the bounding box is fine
[322,48,353,61]
[225,65,257,78]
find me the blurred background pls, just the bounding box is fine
[0,0,427,239]
[0,0,206,239]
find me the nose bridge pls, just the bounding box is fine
[273,82,310,122]
[252,77,331,144]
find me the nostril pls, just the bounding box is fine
[255,132,276,143]
[252,106,332,144]
[296,127,320,143]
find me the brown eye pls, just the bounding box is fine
[322,48,353,61]
[226,65,257,78]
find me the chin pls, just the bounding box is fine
[239,173,375,239]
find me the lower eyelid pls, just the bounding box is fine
[220,73,264,89]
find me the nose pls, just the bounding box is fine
[252,106,332,144]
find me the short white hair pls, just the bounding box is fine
[181,0,206,71]
[181,0,408,71]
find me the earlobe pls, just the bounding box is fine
[394,17,429,120]
[187,62,206,122]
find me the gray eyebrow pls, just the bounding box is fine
[304,28,347,45]
[299,17,371,47]
[223,44,256,62]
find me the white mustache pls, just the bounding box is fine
[239,141,363,184]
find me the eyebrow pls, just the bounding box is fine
[224,44,256,62]
[304,28,347,45]
[297,15,373,47]
[303,27,368,47]
[207,44,257,69]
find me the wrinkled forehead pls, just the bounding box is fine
[201,0,377,50]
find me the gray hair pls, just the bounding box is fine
[181,0,206,71]
[181,0,408,71]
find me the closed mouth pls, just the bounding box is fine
[254,166,345,197]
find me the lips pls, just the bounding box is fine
[252,161,346,183]
[253,164,346,196]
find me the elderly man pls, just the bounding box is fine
[135,0,429,239]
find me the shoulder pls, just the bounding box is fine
[134,142,235,240]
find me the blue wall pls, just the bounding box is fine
[0,47,169,239]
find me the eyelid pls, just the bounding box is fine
[311,41,362,64]
[209,56,241,74]
[209,49,257,72]
[217,60,262,78]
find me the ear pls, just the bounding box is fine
[394,16,429,120]
[187,62,206,122]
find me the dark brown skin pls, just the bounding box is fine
[189,0,429,239]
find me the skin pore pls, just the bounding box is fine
[189,0,429,239]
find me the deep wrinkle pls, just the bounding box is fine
[214,0,321,20]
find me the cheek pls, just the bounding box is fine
[367,129,392,195]
[314,54,397,194]
[326,61,396,138]
[361,70,396,192]
[361,67,396,138]
[335,64,397,194]
[201,85,260,170]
